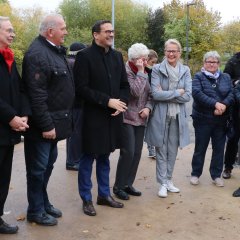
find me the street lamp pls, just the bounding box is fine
[185,1,196,65]
[112,0,115,48]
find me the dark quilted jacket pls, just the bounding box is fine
[22,35,75,141]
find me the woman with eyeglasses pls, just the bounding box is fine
[113,43,153,200]
[190,51,234,187]
[145,39,192,198]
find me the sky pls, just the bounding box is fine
[8,0,240,24]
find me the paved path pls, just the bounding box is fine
[2,140,240,240]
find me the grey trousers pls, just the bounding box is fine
[156,117,179,185]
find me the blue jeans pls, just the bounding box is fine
[191,119,226,179]
[78,153,110,201]
[24,138,58,216]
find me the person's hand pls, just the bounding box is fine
[21,116,28,123]
[214,109,222,115]
[135,58,145,73]
[178,89,185,96]
[108,99,127,112]
[215,102,226,114]
[139,108,150,119]
[9,116,29,132]
[42,129,56,139]
[111,110,121,116]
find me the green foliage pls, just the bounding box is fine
[146,8,165,56]
[60,0,149,50]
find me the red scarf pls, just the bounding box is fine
[0,48,14,73]
[128,60,146,74]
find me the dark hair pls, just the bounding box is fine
[92,20,111,36]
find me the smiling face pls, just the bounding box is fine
[45,16,68,46]
[0,19,15,49]
[164,43,181,67]
[203,57,220,74]
[93,23,114,48]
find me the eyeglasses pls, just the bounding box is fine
[165,50,180,54]
[99,30,115,34]
[205,61,219,64]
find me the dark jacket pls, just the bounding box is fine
[0,54,30,146]
[22,35,75,141]
[74,41,130,154]
[224,52,240,86]
[192,71,234,123]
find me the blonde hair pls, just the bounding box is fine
[164,39,182,53]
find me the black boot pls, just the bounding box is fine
[0,218,18,234]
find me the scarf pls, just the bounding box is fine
[163,59,181,118]
[201,67,220,80]
[0,48,14,73]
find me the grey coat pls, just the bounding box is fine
[145,61,192,148]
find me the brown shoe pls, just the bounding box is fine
[97,196,124,208]
[82,201,96,216]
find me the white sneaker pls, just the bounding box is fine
[190,176,199,185]
[213,178,224,187]
[158,184,168,198]
[166,180,180,193]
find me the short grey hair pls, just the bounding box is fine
[128,43,149,61]
[164,39,182,53]
[0,16,10,29]
[39,14,64,35]
[203,51,221,63]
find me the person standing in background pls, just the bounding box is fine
[0,16,30,234]
[145,49,158,159]
[222,52,240,180]
[66,42,86,171]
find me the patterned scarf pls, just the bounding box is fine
[0,48,14,73]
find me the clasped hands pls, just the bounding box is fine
[214,102,226,115]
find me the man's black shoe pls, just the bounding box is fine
[97,196,124,208]
[66,163,79,171]
[27,213,57,226]
[222,169,231,179]
[82,201,96,216]
[233,187,240,197]
[124,186,142,196]
[45,205,62,218]
[113,187,129,200]
[0,218,18,234]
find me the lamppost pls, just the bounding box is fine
[112,0,115,48]
[185,1,196,65]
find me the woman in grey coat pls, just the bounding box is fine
[145,39,192,198]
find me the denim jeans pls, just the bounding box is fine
[191,119,226,179]
[24,138,58,216]
[78,153,110,201]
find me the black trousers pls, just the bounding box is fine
[224,107,240,170]
[114,124,145,189]
[0,145,14,216]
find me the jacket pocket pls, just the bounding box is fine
[50,110,73,140]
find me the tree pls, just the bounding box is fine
[146,8,165,56]
[218,20,240,58]
[163,0,222,72]
[60,0,149,51]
